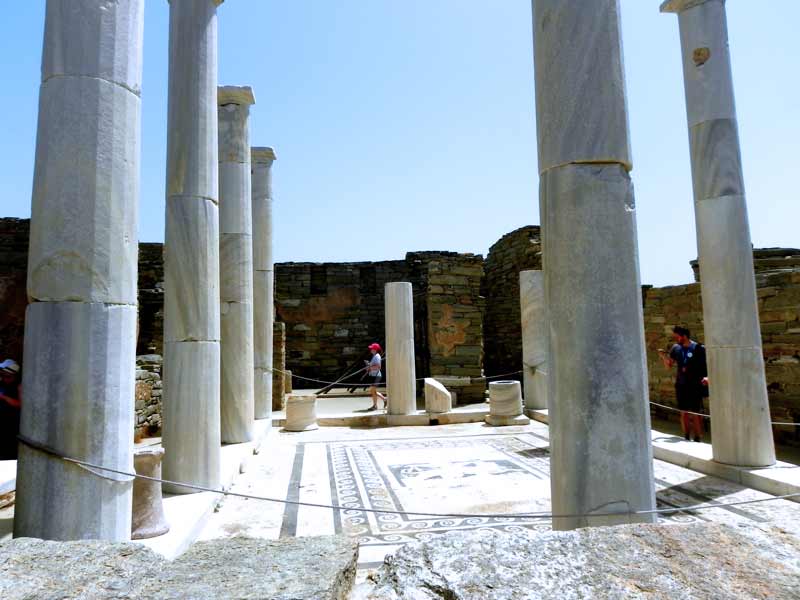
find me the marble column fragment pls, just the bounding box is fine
[660,0,775,467]
[533,0,656,530]
[520,270,548,410]
[385,283,416,415]
[218,86,256,443]
[162,0,224,494]
[15,0,143,541]
[251,147,277,421]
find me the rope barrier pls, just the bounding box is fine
[269,366,524,387]
[16,434,800,521]
[649,401,800,427]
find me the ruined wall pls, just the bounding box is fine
[134,354,163,439]
[273,322,286,411]
[0,219,30,363]
[644,269,800,443]
[483,226,542,379]
[274,252,485,390]
[137,243,164,355]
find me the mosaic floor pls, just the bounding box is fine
[200,422,800,571]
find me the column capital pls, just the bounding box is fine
[218,85,255,106]
[251,147,277,164]
[660,0,723,13]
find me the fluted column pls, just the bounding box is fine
[162,0,224,494]
[218,86,256,443]
[660,0,775,467]
[15,0,143,541]
[385,283,416,415]
[251,147,276,420]
[533,0,656,530]
[520,270,547,410]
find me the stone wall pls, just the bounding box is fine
[137,243,164,355]
[274,252,485,393]
[644,268,800,444]
[0,219,30,363]
[483,226,542,379]
[134,354,163,440]
[273,322,286,411]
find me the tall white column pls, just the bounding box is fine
[660,0,775,467]
[162,0,224,494]
[520,270,547,410]
[251,147,276,420]
[218,86,256,443]
[15,0,143,541]
[385,282,416,415]
[533,0,656,530]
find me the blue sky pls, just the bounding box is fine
[1,1,797,287]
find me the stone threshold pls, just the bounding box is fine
[526,408,800,502]
[133,417,273,560]
[272,403,490,428]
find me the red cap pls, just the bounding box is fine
[368,343,382,352]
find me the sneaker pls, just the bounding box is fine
[684,433,690,441]
[366,405,377,412]
[694,436,701,443]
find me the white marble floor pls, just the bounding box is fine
[199,421,800,572]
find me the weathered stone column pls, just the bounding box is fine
[660,0,775,467]
[520,270,547,410]
[14,0,143,541]
[251,147,276,421]
[218,86,256,443]
[162,0,224,494]
[533,0,656,530]
[385,283,416,415]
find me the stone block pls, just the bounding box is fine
[689,118,744,202]
[42,0,144,92]
[220,301,255,443]
[220,233,254,303]
[253,270,274,369]
[533,0,631,173]
[218,91,254,164]
[708,346,775,467]
[251,198,274,270]
[28,77,140,304]
[670,0,737,126]
[362,524,800,599]
[131,447,169,540]
[285,395,318,432]
[162,340,221,494]
[540,163,655,529]
[385,282,416,415]
[15,302,136,541]
[164,196,220,342]
[219,162,253,234]
[695,194,762,348]
[424,378,452,414]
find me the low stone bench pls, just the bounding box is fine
[485,381,530,426]
[284,395,318,432]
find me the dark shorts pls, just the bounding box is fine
[675,384,704,413]
[366,374,381,387]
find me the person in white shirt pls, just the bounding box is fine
[365,343,386,411]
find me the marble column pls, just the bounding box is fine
[660,0,775,467]
[251,147,277,421]
[218,86,256,443]
[520,270,548,410]
[532,0,656,530]
[162,0,224,494]
[14,0,143,541]
[385,283,416,415]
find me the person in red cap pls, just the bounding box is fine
[365,343,385,411]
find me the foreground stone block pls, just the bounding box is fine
[424,378,452,414]
[361,524,800,599]
[0,535,358,600]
